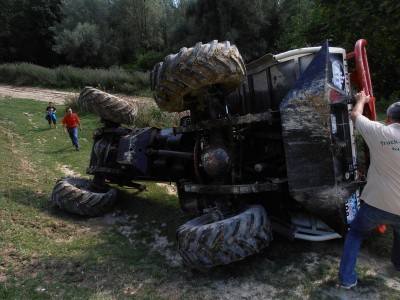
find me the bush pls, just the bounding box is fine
[376,90,400,117]
[63,93,81,113]
[136,51,166,70]
[0,63,56,86]
[0,63,151,95]
[134,102,182,128]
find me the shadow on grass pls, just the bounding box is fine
[43,146,79,154]
[6,186,399,299]
[114,186,189,239]
[2,186,190,298]
[310,276,395,300]
[31,127,54,132]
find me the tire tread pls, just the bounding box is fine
[176,205,272,268]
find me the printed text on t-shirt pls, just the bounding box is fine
[380,139,399,146]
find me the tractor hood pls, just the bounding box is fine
[280,41,361,236]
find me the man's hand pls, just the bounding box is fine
[351,90,371,122]
[354,90,370,104]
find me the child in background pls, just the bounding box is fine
[45,101,57,129]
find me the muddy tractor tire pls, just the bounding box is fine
[176,205,272,269]
[78,87,138,125]
[151,40,246,112]
[51,177,117,217]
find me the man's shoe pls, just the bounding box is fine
[340,281,357,290]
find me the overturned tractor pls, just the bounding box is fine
[52,39,376,268]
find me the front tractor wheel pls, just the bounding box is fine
[176,205,272,269]
[78,87,138,125]
[51,177,117,216]
[151,40,246,112]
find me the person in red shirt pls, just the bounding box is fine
[62,107,82,151]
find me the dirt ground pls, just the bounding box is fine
[0,84,152,105]
[2,84,400,299]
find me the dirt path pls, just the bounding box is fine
[0,84,153,104]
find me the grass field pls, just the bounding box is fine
[1,97,399,299]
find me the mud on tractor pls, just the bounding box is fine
[52,39,376,268]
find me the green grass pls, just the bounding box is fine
[0,97,399,299]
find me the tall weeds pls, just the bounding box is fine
[134,102,183,128]
[0,63,150,95]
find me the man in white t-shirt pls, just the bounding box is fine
[339,91,400,289]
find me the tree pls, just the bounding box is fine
[112,0,173,64]
[1,0,398,99]
[0,0,62,66]
[53,22,102,66]
[328,0,400,100]
[52,0,172,67]
[168,0,297,62]
[278,0,400,99]
[52,0,119,67]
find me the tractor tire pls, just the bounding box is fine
[176,205,272,269]
[51,177,117,217]
[78,87,138,125]
[151,40,246,112]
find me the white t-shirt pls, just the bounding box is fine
[355,115,400,215]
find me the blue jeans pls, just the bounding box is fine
[339,203,400,285]
[67,127,79,149]
[46,113,57,125]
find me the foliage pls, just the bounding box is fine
[0,63,150,95]
[113,0,171,53]
[0,62,57,86]
[52,22,102,67]
[63,93,81,113]
[0,0,62,66]
[51,0,173,67]
[51,0,118,67]
[135,51,166,70]
[376,91,400,116]
[0,0,399,99]
[277,0,316,49]
[277,0,400,100]
[169,0,294,61]
[134,102,182,128]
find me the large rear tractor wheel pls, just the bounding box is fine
[52,177,117,217]
[176,205,272,269]
[151,40,246,112]
[78,87,138,125]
